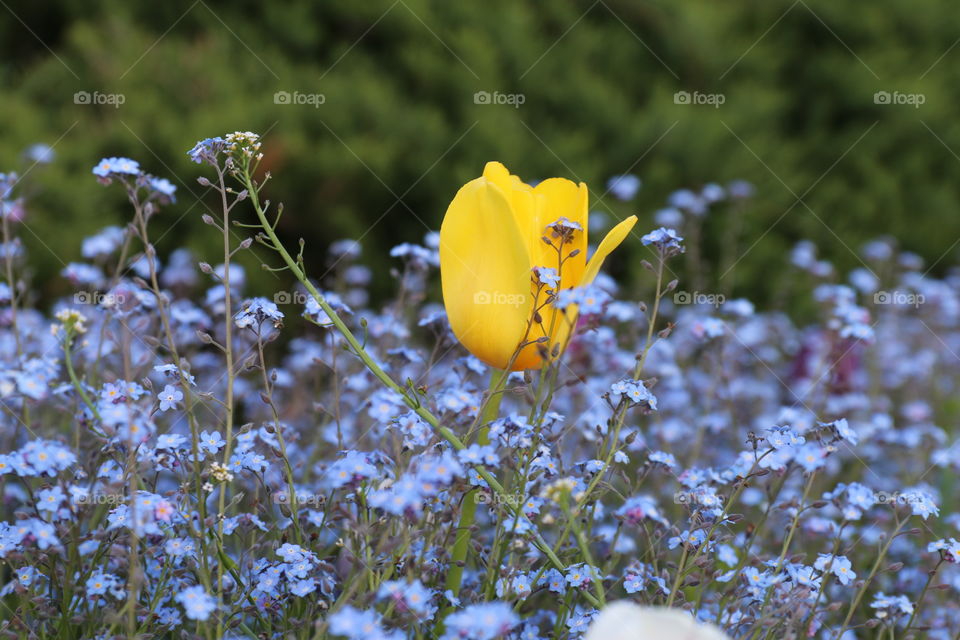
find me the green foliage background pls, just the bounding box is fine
[1,0,958,304]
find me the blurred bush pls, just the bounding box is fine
[1,0,959,305]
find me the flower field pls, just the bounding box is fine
[0,133,958,639]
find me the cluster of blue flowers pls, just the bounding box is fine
[0,145,959,640]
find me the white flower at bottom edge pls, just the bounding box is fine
[585,602,730,640]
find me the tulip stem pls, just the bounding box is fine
[441,368,505,619]
[238,168,601,610]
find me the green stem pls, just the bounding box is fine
[442,369,505,613]
[665,544,690,608]
[132,195,214,598]
[63,335,100,424]
[802,525,845,636]
[256,335,304,545]
[215,165,236,640]
[750,471,817,638]
[527,257,669,596]
[834,519,907,639]
[568,499,607,607]
[902,557,943,635]
[667,469,757,608]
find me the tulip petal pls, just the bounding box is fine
[482,162,548,270]
[581,215,638,285]
[510,305,578,371]
[479,163,592,370]
[533,178,589,286]
[440,177,533,369]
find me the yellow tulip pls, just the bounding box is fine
[440,161,637,371]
